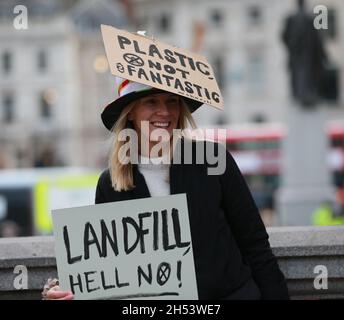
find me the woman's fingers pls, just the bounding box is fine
[56,293,74,300]
[46,286,74,300]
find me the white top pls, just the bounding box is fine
[138,156,170,197]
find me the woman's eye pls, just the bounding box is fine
[143,99,156,105]
[167,98,179,105]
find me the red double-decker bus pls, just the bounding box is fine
[206,121,344,211]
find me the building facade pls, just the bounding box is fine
[0,0,128,168]
[0,0,343,168]
[133,0,344,126]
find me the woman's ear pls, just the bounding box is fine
[127,111,133,121]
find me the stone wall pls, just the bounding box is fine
[0,226,343,300]
[267,226,344,299]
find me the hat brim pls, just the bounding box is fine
[101,90,203,131]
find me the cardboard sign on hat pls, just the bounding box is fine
[101,24,223,112]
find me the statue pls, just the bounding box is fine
[281,0,328,108]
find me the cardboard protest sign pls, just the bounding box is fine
[52,194,198,300]
[101,24,223,110]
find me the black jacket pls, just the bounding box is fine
[95,140,289,300]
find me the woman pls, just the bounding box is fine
[43,77,289,300]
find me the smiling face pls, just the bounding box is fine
[128,92,181,155]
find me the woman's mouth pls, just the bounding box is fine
[151,122,171,128]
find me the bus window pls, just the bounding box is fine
[333,171,344,188]
[332,138,344,148]
[262,140,280,150]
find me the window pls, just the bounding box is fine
[2,51,12,74]
[216,114,228,125]
[40,92,53,119]
[331,137,344,148]
[157,13,172,33]
[37,50,48,72]
[247,6,262,27]
[247,51,266,96]
[75,15,98,32]
[210,9,223,28]
[333,171,344,188]
[251,113,267,123]
[3,93,14,123]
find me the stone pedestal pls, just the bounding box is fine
[276,104,336,226]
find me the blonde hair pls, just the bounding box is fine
[109,97,197,191]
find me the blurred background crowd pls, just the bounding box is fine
[0,0,343,236]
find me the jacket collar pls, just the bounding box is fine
[131,138,187,197]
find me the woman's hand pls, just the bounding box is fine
[45,285,74,300]
[42,278,74,300]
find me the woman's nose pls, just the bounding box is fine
[156,102,170,115]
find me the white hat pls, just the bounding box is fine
[101,77,203,130]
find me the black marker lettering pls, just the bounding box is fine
[84,222,102,260]
[138,68,149,81]
[162,74,174,87]
[157,262,171,285]
[138,212,152,254]
[212,91,220,103]
[149,44,163,59]
[164,64,176,74]
[173,52,187,67]
[127,64,136,76]
[115,267,129,288]
[63,225,82,264]
[187,56,196,71]
[84,271,100,293]
[184,81,194,94]
[153,211,159,250]
[164,49,177,64]
[150,71,163,85]
[176,68,190,79]
[122,217,141,254]
[117,35,131,50]
[101,270,116,290]
[204,87,211,100]
[69,273,83,294]
[196,61,210,76]
[174,78,184,91]
[177,260,182,288]
[162,209,176,250]
[100,219,118,258]
[172,208,190,248]
[133,40,146,55]
[193,83,203,97]
[137,264,152,287]
[148,60,162,71]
